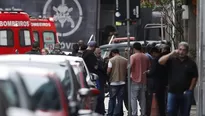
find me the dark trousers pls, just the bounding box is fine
[107,85,125,116]
[95,85,105,115]
[156,85,167,116]
[167,91,193,116]
[146,79,155,116]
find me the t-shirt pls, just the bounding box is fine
[130,53,150,84]
[167,57,198,93]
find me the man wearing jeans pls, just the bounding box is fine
[159,42,198,116]
[130,42,150,116]
[107,49,127,116]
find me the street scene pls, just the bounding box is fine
[0,0,204,116]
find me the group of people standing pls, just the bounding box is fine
[106,41,198,116]
[26,40,199,116]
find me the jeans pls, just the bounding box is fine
[107,84,125,116]
[131,81,146,116]
[167,91,193,116]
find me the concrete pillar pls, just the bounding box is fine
[188,5,196,59]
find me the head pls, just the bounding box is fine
[150,47,161,58]
[161,44,171,55]
[78,40,84,47]
[124,47,132,58]
[87,41,97,51]
[32,42,40,50]
[110,48,120,57]
[54,43,61,50]
[41,48,49,55]
[133,42,142,52]
[94,47,101,58]
[177,42,189,58]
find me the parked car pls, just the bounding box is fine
[70,61,100,111]
[100,40,161,58]
[0,55,98,115]
[0,66,69,116]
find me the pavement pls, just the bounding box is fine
[104,97,197,116]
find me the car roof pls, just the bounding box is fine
[0,55,72,64]
[0,65,54,80]
[100,40,161,49]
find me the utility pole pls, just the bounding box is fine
[197,0,204,115]
[172,0,176,50]
[126,0,131,115]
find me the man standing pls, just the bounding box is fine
[159,42,198,116]
[94,47,107,115]
[107,49,127,116]
[130,42,150,116]
[82,41,98,74]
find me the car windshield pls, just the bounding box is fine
[101,47,128,58]
[0,62,72,97]
[21,74,61,111]
[0,80,19,107]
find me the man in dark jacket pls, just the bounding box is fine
[94,47,108,115]
[82,41,98,74]
[26,42,41,54]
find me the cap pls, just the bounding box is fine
[87,41,97,47]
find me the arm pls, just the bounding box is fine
[158,50,176,65]
[189,63,198,91]
[189,78,198,91]
[107,61,112,75]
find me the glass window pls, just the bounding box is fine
[21,75,61,111]
[0,30,14,46]
[19,30,31,46]
[0,62,73,97]
[33,31,39,42]
[0,80,19,107]
[43,32,55,50]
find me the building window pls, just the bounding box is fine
[0,30,14,46]
[19,30,31,46]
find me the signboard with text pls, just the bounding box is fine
[0,0,98,51]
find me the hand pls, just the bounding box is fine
[171,50,179,56]
[143,70,150,74]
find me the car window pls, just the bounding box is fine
[43,32,55,50]
[33,31,39,42]
[19,30,32,46]
[0,80,19,107]
[0,30,14,46]
[0,62,73,97]
[21,74,61,111]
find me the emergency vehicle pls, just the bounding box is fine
[0,8,34,54]
[30,17,59,51]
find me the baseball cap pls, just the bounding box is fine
[87,41,97,47]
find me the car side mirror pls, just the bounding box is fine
[90,88,100,96]
[90,73,99,81]
[78,88,90,97]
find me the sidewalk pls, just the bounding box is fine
[190,105,197,116]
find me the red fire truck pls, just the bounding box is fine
[0,8,34,54]
[30,17,59,51]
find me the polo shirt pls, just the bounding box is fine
[166,56,198,93]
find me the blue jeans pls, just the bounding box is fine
[167,91,193,116]
[107,85,125,116]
